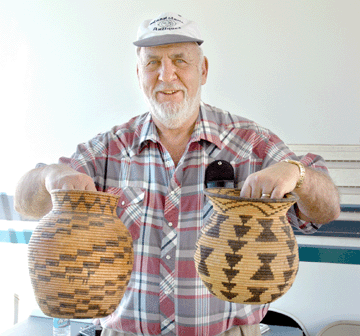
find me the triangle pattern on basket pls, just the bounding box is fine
[205,213,228,238]
[250,253,277,281]
[245,287,268,303]
[255,219,278,242]
[197,245,214,277]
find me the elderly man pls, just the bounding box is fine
[15,12,339,336]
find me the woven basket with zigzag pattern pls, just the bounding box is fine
[28,190,133,318]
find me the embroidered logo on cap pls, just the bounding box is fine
[149,16,184,31]
[133,12,203,47]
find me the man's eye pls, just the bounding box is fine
[176,59,185,64]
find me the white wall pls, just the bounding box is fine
[1,0,360,194]
[272,235,360,335]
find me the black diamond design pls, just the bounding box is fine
[251,253,277,280]
[245,287,268,303]
[256,219,278,242]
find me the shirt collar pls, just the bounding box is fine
[135,112,159,154]
[136,102,224,154]
[191,102,223,150]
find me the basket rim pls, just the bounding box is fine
[50,189,120,198]
[204,187,299,203]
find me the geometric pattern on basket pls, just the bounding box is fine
[28,191,134,318]
[220,216,252,300]
[256,219,278,242]
[250,253,277,281]
[53,192,117,214]
[210,197,292,218]
[197,245,214,277]
[194,189,299,305]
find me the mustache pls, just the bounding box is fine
[154,83,186,93]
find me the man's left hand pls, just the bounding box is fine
[240,161,300,199]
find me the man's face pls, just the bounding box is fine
[137,43,208,129]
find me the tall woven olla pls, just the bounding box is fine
[194,188,299,305]
[28,190,133,318]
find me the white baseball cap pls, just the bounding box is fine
[133,12,204,47]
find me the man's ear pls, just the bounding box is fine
[201,56,209,85]
[136,65,141,88]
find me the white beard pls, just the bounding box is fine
[143,83,202,129]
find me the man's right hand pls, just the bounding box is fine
[15,164,96,219]
[43,164,97,192]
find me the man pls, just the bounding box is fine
[15,12,340,336]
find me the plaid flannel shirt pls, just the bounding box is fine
[60,102,326,335]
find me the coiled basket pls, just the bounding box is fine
[194,188,299,305]
[28,190,133,318]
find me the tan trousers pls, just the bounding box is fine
[100,324,261,336]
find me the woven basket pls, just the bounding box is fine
[28,190,133,318]
[194,188,299,305]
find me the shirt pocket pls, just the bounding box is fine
[116,187,145,242]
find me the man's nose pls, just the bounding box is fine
[158,60,177,82]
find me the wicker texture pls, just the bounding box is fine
[28,190,133,318]
[194,188,299,305]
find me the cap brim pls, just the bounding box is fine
[133,34,203,47]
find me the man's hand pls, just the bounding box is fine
[15,164,96,219]
[239,161,340,224]
[43,164,97,192]
[240,162,300,199]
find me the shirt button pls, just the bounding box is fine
[168,222,173,227]
[121,201,125,206]
[166,255,171,260]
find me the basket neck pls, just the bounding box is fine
[51,190,119,215]
[209,195,295,218]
